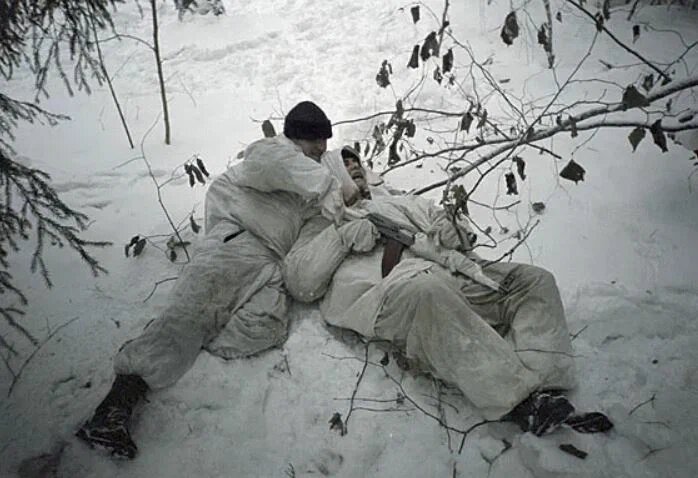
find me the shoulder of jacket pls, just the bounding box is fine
[245,135,301,160]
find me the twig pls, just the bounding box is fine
[333,107,462,127]
[541,0,555,68]
[483,220,540,265]
[142,276,179,303]
[570,324,589,341]
[627,0,640,20]
[415,75,698,194]
[1,350,16,379]
[334,397,403,403]
[177,73,197,107]
[629,393,656,416]
[436,0,450,57]
[352,406,415,413]
[150,0,171,145]
[7,316,81,397]
[434,377,453,451]
[139,116,190,261]
[97,33,154,51]
[486,439,513,477]
[641,420,671,429]
[0,334,17,357]
[91,9,134,149]
[112,155,144,170]
[641,446,669,461]
[515,348,579,358]
[469,199,521,211]
[565,0,671,83]
[382,370,472,436]
[328,342,497,454]
[0,309,38,345]
[457,419,496,453]
[342,339,375,435]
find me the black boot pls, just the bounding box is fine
[502,390,575,436]
[564,412,614,433]
[76,374,149,459]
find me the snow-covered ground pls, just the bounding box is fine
[1,0,697,477]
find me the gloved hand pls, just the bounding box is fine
[410,233,501,292]
[429,211,477,251]
[338,218,380,253]
[442,251,502,292]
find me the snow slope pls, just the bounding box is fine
[1,0,697,477]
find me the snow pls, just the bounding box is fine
[1,0,698,477]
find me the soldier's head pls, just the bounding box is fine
[284,101,332,161]
[341,146,371,199]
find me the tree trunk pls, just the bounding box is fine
[150,0,171,145]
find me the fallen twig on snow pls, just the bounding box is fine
[7,316,81,397]
[570,324,589,342]
[143,276,179,303]
[629,393,656,415]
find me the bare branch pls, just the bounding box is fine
[96,33,154,51]
[415,75,698,195]
[7,316,81,396]
[565,0,671,82]
[142,276,179,303]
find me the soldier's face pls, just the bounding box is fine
[294,138,327,162]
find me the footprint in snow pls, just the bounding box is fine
[306,448,343,476]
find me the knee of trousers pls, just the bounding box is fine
[505,263,558,291]
[385,270,450,304]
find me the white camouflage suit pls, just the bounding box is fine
[114,135,342,390]
[283,150,576,419]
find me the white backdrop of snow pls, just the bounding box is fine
[1,0,697,477]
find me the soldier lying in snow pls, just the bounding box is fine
[283,146,613,435]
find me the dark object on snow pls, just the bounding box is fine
[559,443,588,459]
[501,390,575,436]
[283,101,333,140]
[564,412,614,433]
[633,24,640,43]
[76,374,149,459]
[329,412,344,433]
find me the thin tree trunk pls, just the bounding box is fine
[150,0,171,145]
[542,0,555,68]
[91,15,134,148]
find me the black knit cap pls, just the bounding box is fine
[283,101,332,140]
